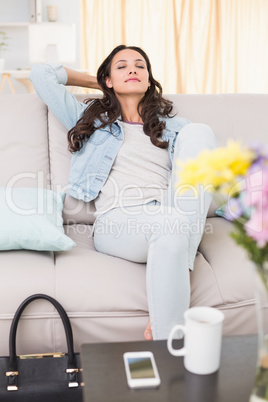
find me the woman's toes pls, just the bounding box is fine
[144,321,153,340]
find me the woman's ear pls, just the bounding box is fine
[105,76,113,88]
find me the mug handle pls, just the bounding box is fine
[167,324,186,356]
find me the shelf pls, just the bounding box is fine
[0,22,30,27]
[0,22,75,27]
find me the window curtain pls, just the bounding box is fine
[80,0,268,94]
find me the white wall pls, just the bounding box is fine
[0,0,81,93]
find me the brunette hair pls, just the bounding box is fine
[67,45,174,153]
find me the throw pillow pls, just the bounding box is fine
[0,187,76,251]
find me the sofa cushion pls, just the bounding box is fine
[0,94,50,188]
[168,93,268,146]
[55,224,148,314]
[0,249,56,355]
[198,217,255,304]
[48,109,96,225]
[168,93,268,218]
[0,187,75,251]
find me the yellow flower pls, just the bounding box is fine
[177,139,254,194]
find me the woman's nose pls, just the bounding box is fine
[128,69,137,75]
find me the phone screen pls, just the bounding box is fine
[127,357,156,379]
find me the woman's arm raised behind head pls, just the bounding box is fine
[64,67,101,90]
[30,63,95,130]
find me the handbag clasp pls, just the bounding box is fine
[66,368,79,387]
[6,371,19,391]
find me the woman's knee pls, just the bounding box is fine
[156,215,190,247]
[179,123,218,149]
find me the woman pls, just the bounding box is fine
[30,45,217,341]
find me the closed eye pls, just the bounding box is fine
[117,65,145,69]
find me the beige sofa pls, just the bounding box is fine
[0,92,266,356]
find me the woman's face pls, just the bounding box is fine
[105,49,150,97]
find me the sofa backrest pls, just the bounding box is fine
[47,101,96,225]
[1,93,268,225]
[0,94,50,190]
[169,93,268,145]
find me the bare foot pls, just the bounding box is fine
[144,320,153,340]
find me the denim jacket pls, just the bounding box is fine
[30,63,191,202]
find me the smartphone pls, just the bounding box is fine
[123,351,161,389]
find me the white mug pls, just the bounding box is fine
[167,306,224,375]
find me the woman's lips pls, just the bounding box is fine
[125,78,140,82]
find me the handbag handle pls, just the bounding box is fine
[8,294,77,371]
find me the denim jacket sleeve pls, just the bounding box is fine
[30,63,88,130]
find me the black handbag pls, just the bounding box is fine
[0,294,83,401]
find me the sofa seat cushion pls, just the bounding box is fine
[58,223,256,337]
[0,249,55,355]
[55,224,148,314]
[195,217,257,334]
[198,217,255,304]
[58,220,255,315]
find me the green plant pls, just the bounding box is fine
[0,31,8,58]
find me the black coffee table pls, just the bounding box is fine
[81,335,257,402]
